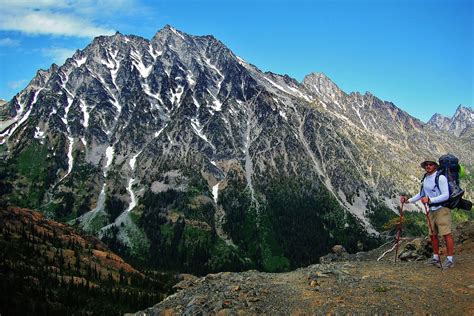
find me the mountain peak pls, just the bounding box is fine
[428,104,473,137]
[302,72,344,99]
[152,24,188,43]
[159,24,177,34]
[429,112,449,120]
[457,104,470,110]
[303,72,333,84]
[454,104,473,116]
[427,113,451,128]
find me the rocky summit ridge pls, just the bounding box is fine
[427,105,473,137]
[0,25,473,273]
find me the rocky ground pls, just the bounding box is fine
[135,221,474,315]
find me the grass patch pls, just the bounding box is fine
[83,212,108,234]
[374,286,391,293]
[159,223,173,240]
[16,142,49,180]
[130,206,143,225]
[125,223,150,262]
[5,142,51,209]
[451,208,474,225]
[39,202,61,218]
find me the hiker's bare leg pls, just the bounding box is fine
[444,233,454,256]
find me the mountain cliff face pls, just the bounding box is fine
[427,105,473,137]
[0,25,472,273]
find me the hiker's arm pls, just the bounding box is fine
[407,193,421,203]
[400,193,421,203]
[429,175,449,204]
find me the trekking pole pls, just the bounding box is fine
[423,203,444,271]
[394,201,405,262]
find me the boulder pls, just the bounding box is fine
[319,245,349,263]
[398,238,431,261]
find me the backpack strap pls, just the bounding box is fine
[434,171,440,191]
[419,173,428,196]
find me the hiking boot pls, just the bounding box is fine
[441,259,454,269]
[425,258,440,266]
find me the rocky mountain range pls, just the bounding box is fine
[0,25,472,273]
[427,105,473,137]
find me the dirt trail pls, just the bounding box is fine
[274,239,474,314]
[137,223,474,315]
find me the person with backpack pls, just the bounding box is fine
[400,159,455,268]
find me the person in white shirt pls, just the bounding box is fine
[400,159,454,268]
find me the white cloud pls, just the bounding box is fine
[0,37,20,46]
[0,11,114,37]
[8,79,28,89]
[0,0,122,38]
[0,0,70,9]
[42,47,77,65]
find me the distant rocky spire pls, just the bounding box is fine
[428,105,473,137]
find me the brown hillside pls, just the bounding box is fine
[1,206,139,278]
[0,206,171,315]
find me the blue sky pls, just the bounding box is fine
[0,0,472,122]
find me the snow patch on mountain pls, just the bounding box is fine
[170,26,185,40]
[131,49,152,78]
[105,146,114,174]
[212,182,220,203]
[148,44,162,60]
[55,135,74,183]
[79,99,90,128]
[75,56,87,67]
[34,127,45,139]
[170,85,184,106]
[0,89,43,145]
[125,178,137,213]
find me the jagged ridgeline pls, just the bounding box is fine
[0,25,472,273]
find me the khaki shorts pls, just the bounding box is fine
[428,207,452,236]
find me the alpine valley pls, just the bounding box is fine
[1,25,473,274]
